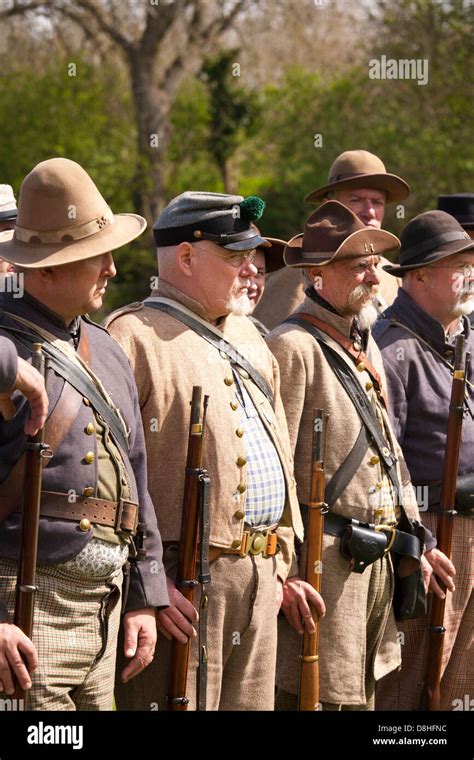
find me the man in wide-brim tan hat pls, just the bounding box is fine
[0,157,169,710]
[253,149,408,330]
[266,200,436,711]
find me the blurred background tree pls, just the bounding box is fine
[0,0,472,314]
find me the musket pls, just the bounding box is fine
[419,335,469,710]
[168,385,211,711]
[299,408,329,711]
[13,343,50,707]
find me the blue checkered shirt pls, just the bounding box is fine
[233,371,286,527]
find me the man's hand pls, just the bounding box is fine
[279,576,326,635]
[425,548,456,599]
[155,576,199,644]
[0,357,48,435]
[120,608,157,684]
[0,623,38,695]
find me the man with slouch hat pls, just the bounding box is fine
[254,150,406,330]
[267,200,435,710]
[0,158,168,710]
[106,191,307,710]
[374,210,472,710]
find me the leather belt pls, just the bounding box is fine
[209,527,279,562]
[15,491,139,534]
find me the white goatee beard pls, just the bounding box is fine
[451,295,474,318]
[357,301,380,330]
[345,284,379,329]
[225,279,253,316]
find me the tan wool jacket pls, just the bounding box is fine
[266,295,421,704]
[106,280,303,582]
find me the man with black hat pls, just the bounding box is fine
[106,191,306,710]
[438,194,474,328]
[0,158,168,709]
[254,150,407,330]
[267,200,430,711]
[373,210,472,710]
[0,184,17,273]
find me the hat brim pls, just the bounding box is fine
[0,210,17,221]
[0,213,146,268]
[284,228,400,268]
[224,231,271,251]
[383,238,474,276]
[304,173,410,204]
[256,237,286,273]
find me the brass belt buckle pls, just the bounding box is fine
[248,529,268,556]
[375,524,396,554]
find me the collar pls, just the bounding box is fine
[387,288,470,352]
[154,278,228,328]
[0,289,81,345]
[302,286,369,348]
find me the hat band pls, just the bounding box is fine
[329,171,371,183]
[402,230,471,264]
[14,207,114,244]
[297,250,335,260]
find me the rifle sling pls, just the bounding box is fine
[144,299,274,403]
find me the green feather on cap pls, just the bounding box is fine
[239,195,265,222]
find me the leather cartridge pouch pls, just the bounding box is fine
[339,524,390,574]
[392,513,427,621]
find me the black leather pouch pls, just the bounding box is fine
[340,524,388,574]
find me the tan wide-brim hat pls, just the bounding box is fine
[284,200,400,268]
[0,157,146,268]
[304,150,410,204]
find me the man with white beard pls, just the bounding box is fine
[267,201,433,710]
[105,191,305,710]
[373,210,473,710]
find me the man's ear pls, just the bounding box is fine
[38,266,55,284]
[176,242,195,277]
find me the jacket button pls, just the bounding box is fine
[353,341,362,352]
[356,362,366,372]
[83,397,91,406]
[85,423,95,435]
[231,539,241,549]
[230,400,238,411]
[234,509,246,520]
[79,518,91,532]
[83,486,94,497]
[375,482,382,490]
[224,376,234,386]
[237,483,246,493]
[369,455,380,465]
[239,369,249,379]
[365,381,373,391]
[235,428,244,438]
[236,456,247,467]
[84,451,95,464]
[374,508,384,517]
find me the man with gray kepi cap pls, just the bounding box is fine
[0,184,17,273]
[373,210,472,710]
[106,191,305,710]
[253,150,407,331]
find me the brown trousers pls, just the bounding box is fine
[115,551,278,711]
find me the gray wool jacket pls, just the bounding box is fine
[373,288,474,508]
[0,291,168,613]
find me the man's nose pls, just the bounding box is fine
[103,252,117,278]
[365,266,380,285]
[240,258,258,276]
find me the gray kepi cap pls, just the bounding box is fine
[153,191,270,251]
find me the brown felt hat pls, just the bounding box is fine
[0,158,146,268]
[256,235,287,273]
[304,150,410,204]
[383,210,474,276]
[284,200,400,268]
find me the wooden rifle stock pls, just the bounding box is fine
[168,386,210,711]
[299,408,329,711]
[419,335,469,711]
[14,343,50,706]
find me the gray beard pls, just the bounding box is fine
[226,293,253,316]
[357,300,379,330]
[451,295,474,318]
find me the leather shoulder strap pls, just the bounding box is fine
[144,299,274,403]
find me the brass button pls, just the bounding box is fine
[83,397,91,406]
[365,381,373,391]
[236,428,244,438]
[231,539,241,549]
[237,483,246,494]
[353,341,361,352]
[239,369,249,379]
[84,451,95,464]
[230,400,238,411]
[234,509,246,520]
[85,422,95,435]
[369,455,380,465]
[251,535,264,552]
[83,486,94,497]
[356,362,366,372]
[236,456,247,467]
[79,518,91,532]
[224,376,234,386]
[375,482,382,490]
[374,508,384,517]
[382,446,390,457]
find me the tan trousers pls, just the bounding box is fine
[115,551,278,711]
[0,556,122,711]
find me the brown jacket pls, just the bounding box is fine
[266,295,421,703]
[254,257,400,331]
[106,280,303,582]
